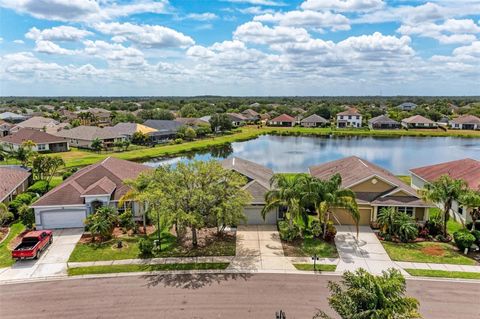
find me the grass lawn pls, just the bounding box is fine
[397,175,411,185]
[68,232,236,262]
[405,269,480,280]
[293,263,337,272]
[68,262,230,276]
[0,222,25,268]
[282,237,338,258]
[382,241,476,265]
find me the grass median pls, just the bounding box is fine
[68,262,230,276]
[0,222,25,268]
[293,263,337,272]
[405,269,480,280]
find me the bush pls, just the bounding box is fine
[0,208,13,227]
[8,192,36,215]
[28,180,49,195]
[324,221,337,241]
[277,220,300,242]
[18,204,35,229]
[471,230,480,245]
[62,168,78,180]
[453,229,475,251]
[138,238,153,256]
[395,213,418,243]
[310,220,323,238]
[118,210,136,233]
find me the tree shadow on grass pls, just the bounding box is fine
[141,272,253,290]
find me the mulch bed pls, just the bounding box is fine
[0,227,8,242]
[421,245,446,256]
[174,227,235,249]
[7,230,29,250]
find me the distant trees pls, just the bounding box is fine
[131,131,149,145]
[179,104,198,118]
[138,109,174,121]
[209,113,232,132]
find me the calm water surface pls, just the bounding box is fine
[143,135,480,174]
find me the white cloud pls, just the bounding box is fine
[94,22,195,48]
[398,19,480,44]
[0,37,3,43]
[233,21,311,44]
[225,0,285,6]
[34,40,77,55]
[25,26,92,41]
[83,40,145,67]
[301,0,385,12]
[13,39,25,44]
[238,6,274,15]
[184,12,218,21]
[254,10,350,31]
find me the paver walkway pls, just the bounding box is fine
[335,225,406,275]
[229,225,296,272]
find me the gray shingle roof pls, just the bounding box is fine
[301,114,328,123]
[0,128,66,145]
[368,115,399,125]
[0,166,31,202]
[52,126,121,141]
[143,120,183,135]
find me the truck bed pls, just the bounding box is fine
[14,241,39,251]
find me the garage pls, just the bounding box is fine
[243,206,277,225]
[331,208,372,226]
[40,209,86,229]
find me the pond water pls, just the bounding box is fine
[142,135,480,174]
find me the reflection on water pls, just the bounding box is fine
[143,135,480,174]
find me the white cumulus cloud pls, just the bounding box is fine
[26,26,92,41]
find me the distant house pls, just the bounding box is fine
[227,113,248,127]
[450,115,480,130]
[368,115,400,130]
[0,112,27,123]
[111,122,158,139]
[410,159,480,223]
[300,114,328,127]
[336,108,362,128]
[12,116,60,132]
[268,114,296,127]
[0,166,32,205]
[174,117,210,127]
[0,128,69,152]
[76,108,112,126]
[241,109,260,122]
[0,120,13,137]
[52,125,123,149]
[401,115,437,129]
[397,102,417,111]
[143,120,183,143]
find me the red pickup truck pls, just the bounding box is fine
[12,230,53,260]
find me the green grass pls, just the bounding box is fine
[293,263,337,272]
[68,262,230,276]
[381,241,476,265]
[0,222,25,268]
[405,269,480,280]
[283,237,338,258]
[68,232,236,262]
[397,175,411,185]
[49,176,63,188]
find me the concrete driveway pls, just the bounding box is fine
[0,228,83,281]
[229,225,295,272]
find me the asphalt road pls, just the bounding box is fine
[1,273,479,319]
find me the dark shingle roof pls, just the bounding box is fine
[143,120,183,135]
[0,166,31,202]
[368,115,399,125]
[0,128,66,144]
[221,157,273,189]
[301,114,328,123]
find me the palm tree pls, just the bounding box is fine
[91,138,103,153]
[423,175,468,235]
[377,207,397,237]
[119,174,152,234]
[319,174,359,239]
[460,190,480,230]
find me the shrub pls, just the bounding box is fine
[18,204,35,229]
[118,210,136,233]
[310,220,323,238]
[324,221,337,241]
[277,220,300,242]
[394,213,418,243]
[62,168,78,180]
[0,206,13,227]
[426,211,443,236]
[28,180,49,195]
[8,192,36,215]
[138,238,153,256]
[471,230,480,245]
[453,229,475,251]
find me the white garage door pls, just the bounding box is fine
[41,210,86,229]
[244,206,277,225]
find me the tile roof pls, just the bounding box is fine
[368,115,399,125]
[32,157,152,207]
[401,115,434,124]
[174,117,210,126]
[270,114,296,122]
[16,116,59,130]
[111,122,158,136]
[0,128,66,145]
[301,114,328,123]
[221,157,273,189]
[0,166,31,202]
[337,108,361,116]
[242,109,260,117]
[410,158,480,190]
[52,126,121,141]
[227,113,248,122]
[451,115,480,125]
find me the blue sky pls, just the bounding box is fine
[0,0,479,96]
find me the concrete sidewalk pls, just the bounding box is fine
[396,261,480,272]
[68,256,235,268]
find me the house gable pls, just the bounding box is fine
[349,176,396,193]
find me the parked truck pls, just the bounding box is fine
[12,230,53,260]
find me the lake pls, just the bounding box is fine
[143,135,480,174]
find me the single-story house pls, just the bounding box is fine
[268,114,296,127]
[52,125,124,149]
[300,114,329,127]
[111,122,158,139]
[0,120,13,137]
[241,109,260,122]
[76,108,112,126]
[13,116,60,132]
[143,120,183,143]
[410,158,480,223]
[309,156,432,225]
[227,113,248,127]
[0,166,32,205]
[220,157,279,224]
[31,157,152,229]
[174,117,210,127]
[401,115,437,129]
[397,102,417,111]
[336,108,362,128]
[450,115,480,130]
[368,115,401,130]
[0,128,69,152]
[0,112,27,123]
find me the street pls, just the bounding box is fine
[1,273,479,318]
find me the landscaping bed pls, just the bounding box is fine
[293,263,337,272]
[282,237,338,258]
[0,222,25,268]
[68,262,230,276]
[405,269,480,280]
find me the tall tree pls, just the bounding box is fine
[31,155,65,185]
[460,190,480,230]
[423,175,468,235]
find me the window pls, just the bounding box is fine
[458,206,464,216]
[37,144,46,151]
[348,116,352,119]
[397,207,414,216]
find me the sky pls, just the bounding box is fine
[0,0,479,96]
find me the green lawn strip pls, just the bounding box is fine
[0,222,25,268]
[68,262,230,276]
[293,263,337,272]
[396,175,411,185]
[68,232,236,262]
[381,241,476,265]
[283,237,338,258]
[405,268,480,280]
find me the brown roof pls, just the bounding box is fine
[337,108,361,116]
[401,115,434,124]
[242,109,260,117]
[270,114,296,122]
[32,157,152,207]
[410,158,480,190]
[451,115,480,125]
[0,128,66,145]
[16,116,59,130]
[52,125,121,141]
[0,166,31,202]
[221,157,273,189]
